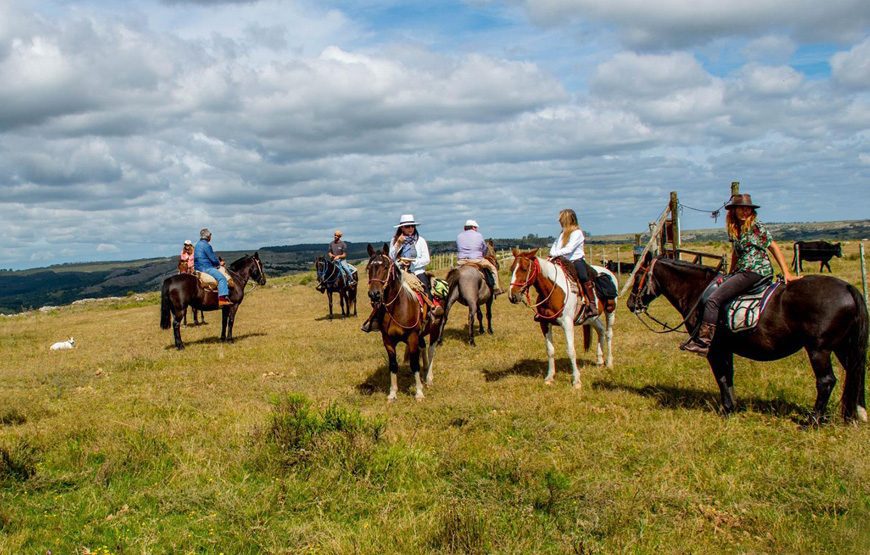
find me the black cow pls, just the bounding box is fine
[605,260,636,274]
[792,240,842,273]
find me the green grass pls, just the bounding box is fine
[1,243,868,553]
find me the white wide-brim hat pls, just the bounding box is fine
[465,219,479,228]
[184,240,193,245]
[395,214,421,228]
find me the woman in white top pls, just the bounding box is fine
[549,208,597,319]
[389,214,431,295]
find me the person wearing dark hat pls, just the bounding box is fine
[193,228,232,307]
[681,193,799,355]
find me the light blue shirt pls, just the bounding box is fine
[457,229,486,259]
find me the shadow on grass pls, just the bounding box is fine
[314,312,358,322]
[357,364,422,397]
[438,327,492,345]
[163,332,267,349]
[482,358,596,382]
[591,379,810,421]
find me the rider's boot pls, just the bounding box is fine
[361,308,380,333]
[578,281,598,320]
[218,296,233,307]
[680,322,716,356]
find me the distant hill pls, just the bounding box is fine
[1,220,866,313]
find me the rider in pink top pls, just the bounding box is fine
[179,240,195,274]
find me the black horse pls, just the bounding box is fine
[160,253,267,349]
[315,256,358,318]
[627,256,867,423]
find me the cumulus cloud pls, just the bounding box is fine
[519,0,870,48]
[0,1,867,269]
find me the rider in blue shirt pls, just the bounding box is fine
[194,228,232,306]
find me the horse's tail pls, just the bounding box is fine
[160,280,172,329]
[840,284,868,421]
[582,325,592,352]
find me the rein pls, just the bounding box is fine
[368,256,422,330]
[318,259,340,287]
[511,257,566,320]
[631,258,700,335]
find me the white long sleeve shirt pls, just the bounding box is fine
[549,229,586,261]
[389,236,430,274]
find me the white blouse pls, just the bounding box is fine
[549,229,586,261]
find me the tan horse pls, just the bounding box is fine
[508,248,617,388]
[365,243,443,401]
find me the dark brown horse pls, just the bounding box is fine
[160,253,267,349]
[315,256,357,318]
[365,243,443,401]
[627,256,867,423]
[440,241,499,345]
[178,260,206,326]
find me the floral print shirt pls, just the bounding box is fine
[732,222,773,277]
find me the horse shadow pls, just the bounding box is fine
[438,327,490,344]
[163,332,267,349]
[357,364,420,397]
[314,313,356,322]
[482,358,598,382]
[591,379,811,422]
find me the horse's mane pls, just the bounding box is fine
[229,255,251,271]
[658,257,720,278]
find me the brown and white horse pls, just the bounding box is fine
[365,243,443,401]
[508,248,617,388]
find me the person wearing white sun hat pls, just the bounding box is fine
[389,213,431,295]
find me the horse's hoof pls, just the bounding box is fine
[415,393,425,401]
[857,406,868,422]
[544,379,554,386]
[572,381,582,390]
[387,395,397,403]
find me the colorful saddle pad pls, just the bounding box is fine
[725,281,781,332]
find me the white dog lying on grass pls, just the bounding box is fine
[50,337,75,350]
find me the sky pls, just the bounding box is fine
[0,0,868,269]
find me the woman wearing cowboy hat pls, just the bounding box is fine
[389,214,431,295]
[681,193,800,355]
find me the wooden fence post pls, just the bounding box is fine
[860,242,867,304]
[670,191,680,260]
[794,243,801,276]
[616,247,621,276]
[731,181,740,196]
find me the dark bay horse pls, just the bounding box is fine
[440,241,499,345]
[627,256,867,423]
[315,256,357,318]
[365,244,443,401]
[160,253,267,349]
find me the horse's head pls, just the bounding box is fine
[250,252,267,286]
[626,254,660,314]
[508,247,539,304]
[366,243,394,305]
[485,239,499,269]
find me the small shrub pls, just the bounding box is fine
[263,394,386,472]
[0,408,26,426]
[429,502,489,554]
[535,469,570,514]
[0,439,37,482]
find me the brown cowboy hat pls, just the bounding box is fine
[725,193,759,209]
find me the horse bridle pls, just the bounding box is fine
[630,257,699,335]
[317,258,340,286]
[510,256,566,319]
[367,254,422,329]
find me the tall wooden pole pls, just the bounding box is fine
[860,242,867,304]
[670,191,680,260]
[731,181,740,197]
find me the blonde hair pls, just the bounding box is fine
[726,208,757,239]
[558,209,580,247]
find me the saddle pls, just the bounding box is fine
[699,276,780,332]
[195,267,236,291]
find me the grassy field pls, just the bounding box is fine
[1,242,868,554]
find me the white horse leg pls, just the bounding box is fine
[424,343,436,386]
[592,318,605,366]
[563,322,581,389]
[605,312,615,368]
[543,324,556,385]
[414,371,425,400]
[388,373,398,402]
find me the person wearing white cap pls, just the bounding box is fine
[178,240,195,274]
[456,219,502,295]
[389,214,431,294]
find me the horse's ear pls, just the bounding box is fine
[254,251,259,259]
[367,243,375,257]
[381,243,389,255]
[511,247,519,257]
